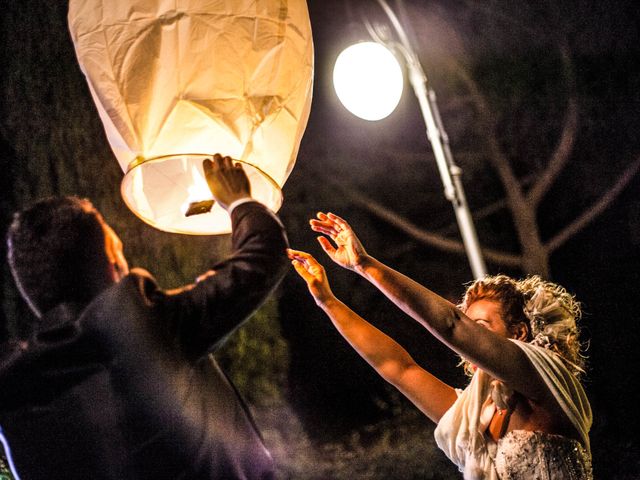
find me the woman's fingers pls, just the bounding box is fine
[309,221,336,234]
[291,259,314,282]
[286,248,324,269]
[311,212,352,236]
[314,212,339,228]
[311,213,352,243]
[327,212,351,231]
[286,248,314,262]
[317,236,337,257]
[310,219,339,237]
[287,249,315,279]
[288,248,328,290]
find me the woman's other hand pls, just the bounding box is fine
[309,212,369,272]
[287,249,335,305]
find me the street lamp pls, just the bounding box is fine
[332,0,487,278]
[333,42,404,121]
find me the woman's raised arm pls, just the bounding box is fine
[309,213,548,404]
[287,248,457,423]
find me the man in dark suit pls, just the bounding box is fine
[0,154,288,479]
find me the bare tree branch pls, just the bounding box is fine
[437,197,508,236]
[459,0,547,37]
[454,63,528,209]
[454,61,550,275]
[322,174,522,267]
[545,155,640,252]
[527,46,579,207]
[438,172,538,235]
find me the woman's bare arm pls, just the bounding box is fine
[287,249,457,423]
[357,255,549,403]
[310,213,552,406]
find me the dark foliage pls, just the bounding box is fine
[1,0,639,478]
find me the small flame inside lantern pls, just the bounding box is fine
[182,164,215,217]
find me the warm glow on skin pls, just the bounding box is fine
[466,299,510,338]
[100,219,129,282]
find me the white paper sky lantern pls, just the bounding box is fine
[68,0,313,234]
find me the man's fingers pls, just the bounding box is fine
[203,158,213,174]
[222,155,234,170]
[204,156,222,174]
[204,154,245,180]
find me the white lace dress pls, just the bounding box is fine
[434,340,592,480]
[495,430,592,479]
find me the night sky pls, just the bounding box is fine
[289,0,640,476]
[1,0,639,478]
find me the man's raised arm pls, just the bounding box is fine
[161,155,288,357]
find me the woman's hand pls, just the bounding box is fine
[287,249,335,305]
[309,212,368,272]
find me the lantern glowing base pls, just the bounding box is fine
[121,154,282,235]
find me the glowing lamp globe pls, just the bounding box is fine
[333,42,403,121]
[68,0,313,234]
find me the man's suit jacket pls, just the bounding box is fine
[0,201,288,479]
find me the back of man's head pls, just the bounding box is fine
[7,196,111,318]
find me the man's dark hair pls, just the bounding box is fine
[7,196,110,317]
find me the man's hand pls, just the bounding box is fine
[287,249,335,305]
[203,154,251,211]
[309,212,369,272]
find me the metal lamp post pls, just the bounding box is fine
[337,0,487,278]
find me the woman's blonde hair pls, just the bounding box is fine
[458,274,586,377]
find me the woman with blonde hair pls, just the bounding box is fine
[288,212,592,479]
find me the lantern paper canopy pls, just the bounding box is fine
[68,0,313,234]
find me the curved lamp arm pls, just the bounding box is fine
[372,0,487,278]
